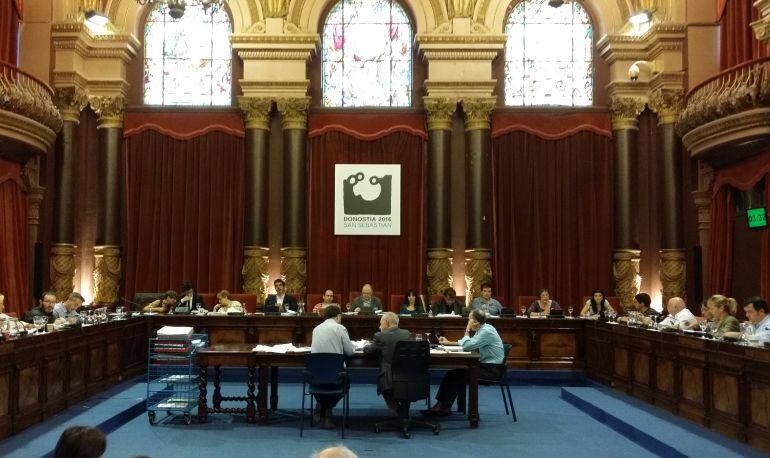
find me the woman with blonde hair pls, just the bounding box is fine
[707,294,740,338]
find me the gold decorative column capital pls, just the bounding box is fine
[660,249,687,306]
[609,96,645,130]
[613,249,641,311]
[752,0,770,42]
[276,97,310,130]
[462,97,496,131]
[54,86,88,123]
[93,245,121,304]
[447,0,477,19]
[261,0,288,18]
[50,243,76,300]
[239,97,273,130]
[280,247,307,295]
[424,97,457,131]
[464,249,491,305]
[89,95,125,129]
[427,249,454,296]
[242,246,270,305]
[648,88,684,125]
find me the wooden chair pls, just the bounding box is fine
[390,294,403,313]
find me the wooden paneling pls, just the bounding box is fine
[540,332,576,358]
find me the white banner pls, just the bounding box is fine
[334,164,401,235]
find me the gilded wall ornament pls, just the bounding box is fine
[93,245,121,305]
[427,249,454,296]
[51,243,76,301]
[447,0,476,19]
[0,71,63,132]
[609,96,645,129]
[280,248,307,295]
[242,246,270,305]
[613,249,641,311]
[464,249,491,305]
[424,97,457,131]
[261,0,288,18]
[89,95,125,129]
[461,97,495,131]
[54,86,88,123]
[239,97,273,130]
[276,97,310,130]
[660,249,686,306]
[648,88,684,125]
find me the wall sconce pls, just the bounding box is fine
[628,60,656,82]
[629,10,652,26]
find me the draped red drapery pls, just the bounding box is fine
[122,115,245,302]
[720,0,770,69]
[0,0,20,64]
[491,125,614,309]
[307,114,426,304]
[0,158,28,315]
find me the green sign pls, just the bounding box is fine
[747,207,768,229]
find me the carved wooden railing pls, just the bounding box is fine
[0,60,62,132]
[677,57,770,137]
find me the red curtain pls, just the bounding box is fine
[0,158,28,315]
[123,130,245,302]
[307,130,425,303]
[708,186,734,295]
[0,0,20,64]
[762,175,770,299]
[491,130,614,309]
[720,0,770,69]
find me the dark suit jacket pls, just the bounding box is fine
[363,327,412,394]
[264,294,298,313]
[432,298,463,315]
[175,294,204,313]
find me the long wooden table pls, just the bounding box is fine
[197,344,481,427]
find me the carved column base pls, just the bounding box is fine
[280,247,307,295]
[613,249,641,311]
[50,243,76,301]
[660,249,687,306]
[464,249,491,306]
[242,246,270,305]
[93,245,121,305]
[427,249,454,296]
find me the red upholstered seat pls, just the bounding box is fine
[389,294,402,313]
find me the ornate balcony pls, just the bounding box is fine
[0,61,62,158]
[677,58,770,163]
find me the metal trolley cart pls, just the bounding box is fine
[147,333,208,425]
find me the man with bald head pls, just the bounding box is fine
[351,284,382,314]
[312,445,357,458]
[659,297,697,330]
[364,312,412,414]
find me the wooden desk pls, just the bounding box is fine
[197,344,481,428]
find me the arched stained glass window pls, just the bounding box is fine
[504,0,593,106]
[321,0,413,107]
[143,3,232,106]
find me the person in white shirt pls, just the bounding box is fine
[724,296,770,342]
[310,305,354,428]
[213,290,244,313]
[659,297,697,330]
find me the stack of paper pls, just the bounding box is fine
[252,343,309,353]
[351,339,368,351]
[156,326,193,339]
[435,313,462,318]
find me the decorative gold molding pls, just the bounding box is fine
[242,246,270,305]
[660,249,686,306]
[238,97,273,130]
[89,95,124,129]
[609,96,645,130]
[23,157,45,232]
[681,107,770,158]
[261,0,288,18]
[462,97,495,131]
[427,249,454,296]
[751,0,770,42]
[0,110,58,153]
[648,88,684,125]
[613,249,641,311]
[54,87,88,123]
[446,0,476,19]
[280,247,307,295]
[424,97,457,131]
[0,71,63,133]
[464,249,491,306]
[276,97,310,130]
[93,245,121,305]
[51,243,76,301]
[230,33,319,44]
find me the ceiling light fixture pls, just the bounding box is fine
[548,0,569,7]
[136,0,227,19]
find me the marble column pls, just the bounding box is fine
[277,97,310,295]
[424,97,457,296]
[50,87,88,300]
[462,97,496,303]
[89,96,125,305]
[692,162,714,300]
[239,97,272,304]
[610,96,645,310]
[650,89,687,305]
[22,157,45,304]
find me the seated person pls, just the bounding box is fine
[142,290,178,314]
[363,312,412,415]
[706,294,740,339]
[527,289,561,317]
[659,297,698,330]
[618,292,658,325]
[432,287,463,315]
[399,289,425,315]
[25,291,57,322]
[350,283,382,313]
[53,426,106,458]
[175,280,204,313]
[470,283,502,316]
[264,278,298,313]
[313,289,336,316]
[423,309,505,415]
[723,297,769,342]
[0,292,10,320]
[213,290,244,313]
[53,292,85,324]
[579,289,615,318]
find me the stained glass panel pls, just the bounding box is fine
[504,0,593,106]
[143,3,232,106]
[321,0,413,107]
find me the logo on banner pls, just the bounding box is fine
[335,164,400,235]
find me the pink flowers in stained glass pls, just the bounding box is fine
[333,26,344,50]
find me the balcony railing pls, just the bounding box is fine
[677,57,770,137]
[0,61,62,132]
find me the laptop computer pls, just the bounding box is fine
[548,308,565,318]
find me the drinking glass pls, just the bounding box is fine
[116,306,124,319]
[426,332,432,343]
[567,305,574,318]
[34,316,47,333]
[520,306,526,317]
[415,333,423,341]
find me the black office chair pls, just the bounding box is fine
[300,353,349,438]
[374,340,440,438]
[458,343,517,421]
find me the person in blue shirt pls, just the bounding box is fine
[470,283,502,316]
[422,309,505,416]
